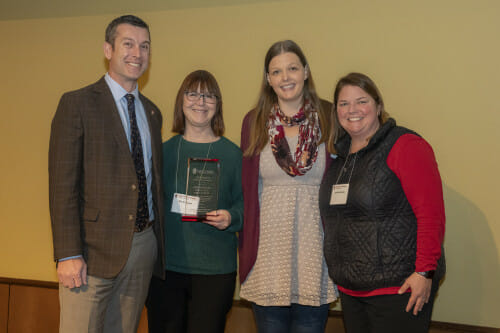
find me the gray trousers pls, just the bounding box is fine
[59,227,157,333]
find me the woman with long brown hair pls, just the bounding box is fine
[239,40,337,332]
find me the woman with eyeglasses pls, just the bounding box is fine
[146,70,243,333]
[238,40,337,332]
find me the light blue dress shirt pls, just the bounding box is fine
[104,73,155,221]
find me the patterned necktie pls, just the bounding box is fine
[125,94,149,231]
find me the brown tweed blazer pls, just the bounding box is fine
[49,77,165,279]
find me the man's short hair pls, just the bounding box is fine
[105,15,150,48]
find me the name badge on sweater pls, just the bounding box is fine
[330,184,349,205]
[171,193,199,215]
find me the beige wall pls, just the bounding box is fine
[0,0,498,328]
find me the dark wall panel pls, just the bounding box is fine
[0,284,8,333]
[8,285,59,333]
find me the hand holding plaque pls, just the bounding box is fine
[181,158,220,222]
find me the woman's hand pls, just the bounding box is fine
[398,272,432,315]
[203,209,231,230]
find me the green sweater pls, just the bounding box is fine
[163,135,243,274]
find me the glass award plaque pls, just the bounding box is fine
[181,158,220,222]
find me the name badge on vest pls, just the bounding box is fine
[171,193,199,215]
[330,184,349,205]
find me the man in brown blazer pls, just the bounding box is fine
[49,15,164,333]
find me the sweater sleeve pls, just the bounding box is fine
[387,134,445,272]
[225,146,244,233]
[238,111,261,283]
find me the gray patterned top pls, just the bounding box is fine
[239,137,337,306]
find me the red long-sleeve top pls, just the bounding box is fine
[339,134,445,297]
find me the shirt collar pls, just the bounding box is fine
[104,73,139,102]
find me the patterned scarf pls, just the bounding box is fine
[268,100,320,177]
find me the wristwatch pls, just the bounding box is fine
[416,270,435,279]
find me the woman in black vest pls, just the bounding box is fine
[319,72,445,333]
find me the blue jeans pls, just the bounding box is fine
[252,303,329,333]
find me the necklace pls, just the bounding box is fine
[335,144,358,186]
[175,137,213,194]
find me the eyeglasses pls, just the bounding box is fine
[184,91,217,104]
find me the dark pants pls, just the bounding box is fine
[339,281,439,333]
[146,270,236,333]
[252,303,330,333]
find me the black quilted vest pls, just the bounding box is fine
[319,119,445,290]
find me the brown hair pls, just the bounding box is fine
[243,40,329,157]
[327,72,390,153]
[105,15,150,48]
[171,70,225,136]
